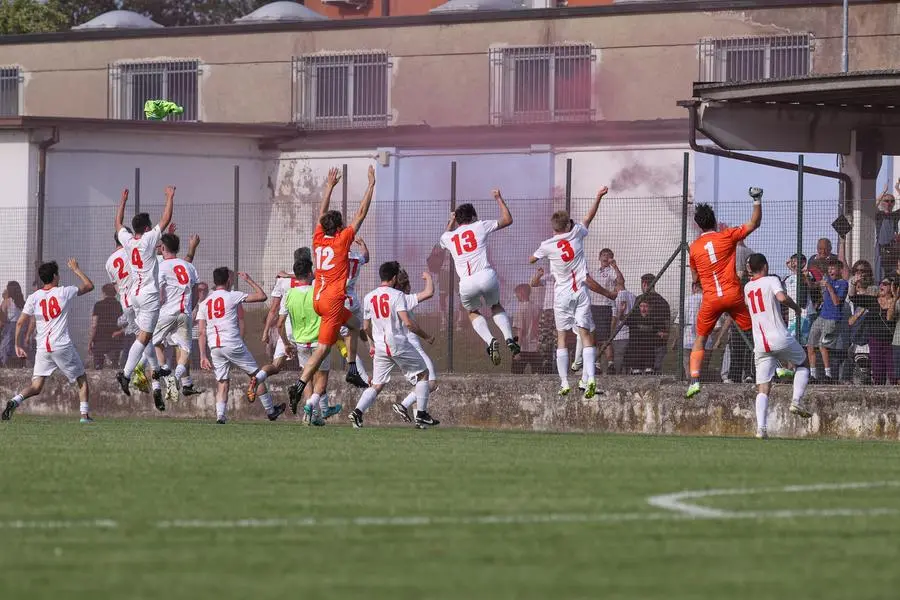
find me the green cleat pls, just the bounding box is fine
[583,378,597,400]
[685,382,701,399]
[558,386,571,397]
[776,368,795,380]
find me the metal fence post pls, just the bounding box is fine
[233,165,240,282]
[133,167,141,216]
[677,152,690,381]
[447,161,457,373]
[341,163,348,223]
[565,158,572,214]
[796,154,804,340]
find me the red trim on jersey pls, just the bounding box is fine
[123,292,130,308]
[135,274,142,297]
[384,334,392,357]
[213,326,221,348]
[466,261,471,276]
[758,324,771,353]
[45,333,51,353]
[570,272,577,292]
[179,291,186,313]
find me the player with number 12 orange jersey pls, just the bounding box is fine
[685,187,763,399]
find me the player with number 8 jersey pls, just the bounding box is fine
[685,187,763,399]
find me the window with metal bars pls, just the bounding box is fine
[0,67,21,117]
[293,52,391,130]
[490,44,594,126]
[109,60,201,121]
[698,34,812,83]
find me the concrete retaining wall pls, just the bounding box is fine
[1,369,898,440]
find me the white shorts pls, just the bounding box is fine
[119,305,139,336]
[33,346,85,383]
[210,344,259,382]
[372,342,428,386]
[755,338,807,385]
[458,269,500,312]
[554,288,595,332]
[294,341,331,373]
[152,311,192,353]
[132,292,160,334]
[407,333,436,381]
[340,294,364,338]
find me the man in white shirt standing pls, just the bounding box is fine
[743,253,812,439]
[3,259,95,422]
[530,186,609,398]
[609,280,636,375]
[348,261,438,430]
[435,189,518,366]
[574,248,623,374]
[114,186,175,411]
[198,267,286,425]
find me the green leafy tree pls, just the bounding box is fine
[0,0,66,34]
[46,0,118,30]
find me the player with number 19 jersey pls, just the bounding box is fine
[688,225,752,337]
[312,223,355,345]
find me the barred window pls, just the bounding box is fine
[490,44,594,126]
[109,60,201,121]
[293,52,391,130]
[698,34,812,83]
[0,67,21,117]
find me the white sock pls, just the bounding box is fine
[123,341,147,377]
[79,401,89,415]
[356,387,378,413]
[319,393,329,413]
[254,370,268,384]
[174,364,187,380]
[355,352,369,382]
[308,393,320,409]
[470,315,494,345]
[161,363,170,373]
[182,376,193,387]
[755,393,768,431]
[492,311,513,341]
[216,401,226,419]
[152,379,161,391]
[415,380,429,412]
[144,345,159,370]
[259,392,274,413]
[583,345,596,380]
[556,348,569,388]
[12,394,24,406]
[793,367,810,403]
[574,334,584,363]
[824,367,832,377]
[402,391,416,409]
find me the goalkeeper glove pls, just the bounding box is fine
[748,187,764,204]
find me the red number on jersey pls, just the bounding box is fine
[748,288,765,314]
[173,264,190,285]
[113,256,128,280]
[131,248,144,269]
[557,240,575,262]
[370,293,390,319]
[207,297,226,319]
[450,230,477,254]
[39,297,61,320]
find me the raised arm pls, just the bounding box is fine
[350,165,376,233]
[114,188,129,233]
[398,311,434,345]
[185,234,200,263]
[354,237,370,263]
[319,167,341,219]
[837,238,850,281]
[743,186,763,235]
[582,186,609,229]
[612,259,624,287]
[158,186,175,233]
[238,272,267,303]
[530,267,545,288]
[68,258,94,296]
[493,189,513,230]
[416,271,435,302]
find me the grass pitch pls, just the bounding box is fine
[0,418,898,600]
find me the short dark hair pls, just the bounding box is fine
[38,261,58,285]
[641,273,656,285]
[790,252,807,264]
[114,227,132,248]
[212,267,231,287]
[600,248,614,257]
[454,203,477,225]
[693,203,717,232]
[293,258,313,281]
[746,253,768,275]
[320,210,343,236]
[550,210,571,233]
[294,247,311,264]
[827,258,844,269]
[132,213,152,234]
[379,261,401,282]
[160,233,180,254]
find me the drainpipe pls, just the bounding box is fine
[686,103,853,207]
[36,127,60,265]
[382,0,390,16]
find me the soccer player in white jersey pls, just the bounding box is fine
[2,260,95,422]
[390,268,439,424]
[349,261,438,429]
[198,267,286,424]
[744,253,812,439]
[337,237,371,383]
[153,233,202,403]
[436,189,518,365]
[530,186,609,399]
[114,186,175,410]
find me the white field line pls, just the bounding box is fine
[3,482,897,531]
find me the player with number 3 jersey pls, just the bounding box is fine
[289,165,377,408]
[3,260,95,423]
[435,189,519,366]
[685,187,763,399]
